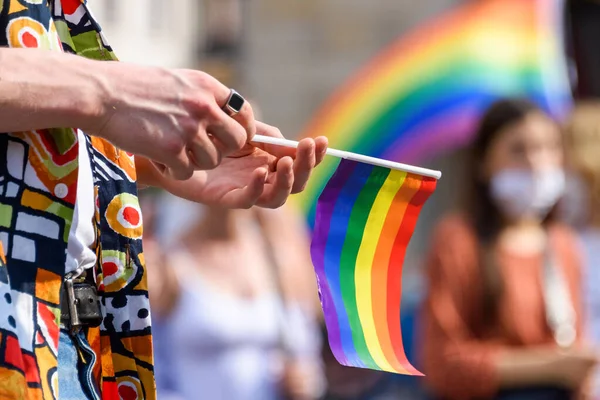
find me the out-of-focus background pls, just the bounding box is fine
[89,0,600,399]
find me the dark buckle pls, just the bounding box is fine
[64,274,82,334]
[62,268,102,334]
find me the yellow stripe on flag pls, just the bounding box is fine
[354,170,406,371]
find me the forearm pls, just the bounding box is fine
[495,347,559,388]
[424,343,563,399]
[135,156,208,198]
[0,48,107,132]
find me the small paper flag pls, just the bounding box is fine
[311,159,437,375]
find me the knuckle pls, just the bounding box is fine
[233,133,246,151]
[199,150,221,170]
[180,168,194,180]
[274,197,287,209]
[293,183,307,194]
[180,119,199,139]
[192,98,216,118]
[221,128,246,153]
[187,70,213,90]
[169,166,193,181]
[196,71,217,88]
[205,158,220,170]
[163,137,185,156]
[240,102,255,120]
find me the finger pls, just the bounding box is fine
[314,136,329,166]
[152,149,194,181]
[209,82,256,142]
[257,156,294,208]
[229,100,256,141]
[291,138,316,194]
[187,132,221,170]
[255,121,284,138]
[207,110,248,156]
[254,121,297,158]
[220,168,268,209]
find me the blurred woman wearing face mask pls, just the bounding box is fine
[420,99,599,400]
[560,101,600,398]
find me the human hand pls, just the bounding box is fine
[139,121,328,208]
[280,360,323,400]
[86,63,255,180]
[549,347,599,389]
[576,375,599,400]
[200,121,328,208]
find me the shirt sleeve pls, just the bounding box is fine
[420,216,500,400]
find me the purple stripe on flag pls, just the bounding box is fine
[310,159,356,365]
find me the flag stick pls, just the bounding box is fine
[251,134,442,180]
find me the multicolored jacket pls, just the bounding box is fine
[0,1,155,398]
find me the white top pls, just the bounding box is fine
[577,228,600,397]
[153,259,323,400]
[65,130,97,274]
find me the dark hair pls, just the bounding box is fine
[466,98,543,239]
[464,98,549,327]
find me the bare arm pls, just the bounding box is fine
[495,347,598,390]
[495,348,568,387]
[0,47,252,180]
[0,48,106,132]
[1,47,328,210]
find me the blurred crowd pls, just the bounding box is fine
[139,99,600,400]
[113,0,600,399]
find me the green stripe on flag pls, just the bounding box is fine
[339,165,390,369]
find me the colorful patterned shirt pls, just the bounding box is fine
[0,1,155,399]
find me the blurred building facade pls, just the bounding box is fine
[91,0,458,135]
[90,0,461,243]
[89,0,203,68]
[88,2,467,318]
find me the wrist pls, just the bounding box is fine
[495,347,562,387]
[64,56,114,134]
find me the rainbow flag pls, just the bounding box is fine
[311,159,437,374]
[296,0,571,225]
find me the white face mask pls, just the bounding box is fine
[557,172,590,228]
[489,168,566,220]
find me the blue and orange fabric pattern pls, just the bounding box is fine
[0,1,155,399]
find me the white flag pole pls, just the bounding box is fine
[251,134,442,180]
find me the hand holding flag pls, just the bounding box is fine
[252,134,440,375]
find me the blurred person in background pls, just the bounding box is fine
[560,101,600,398]
[420,99,598,400]
[567,0,600,98]
[320,327,417,400]
[143,199,324,400]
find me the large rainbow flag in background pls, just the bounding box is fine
[295,0,572,225]
[311,159,437,374]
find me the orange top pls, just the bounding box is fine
[420,215,583,399]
